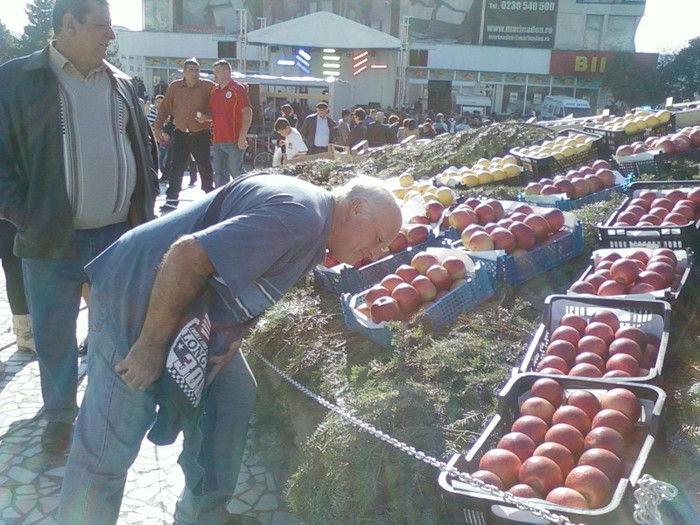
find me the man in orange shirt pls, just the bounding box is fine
[207,59,252,187]
[154,58,215,211]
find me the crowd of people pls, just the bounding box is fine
[0,2,403,525]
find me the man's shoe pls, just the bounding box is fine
[159,202,178,214]
[41,422,73,454]
[78,337,88,356]
[223,515,262,525]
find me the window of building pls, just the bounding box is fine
[409,50,428,67]
[604,16,636,51]
[584,15,603,50]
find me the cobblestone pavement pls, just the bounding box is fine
[0,181,300,525]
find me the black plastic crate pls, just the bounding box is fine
[438,373,666,525]
[611,153,670,181]
[575,247,694,303]
[585,116,675,157]
[597,180,700,251]
[518,294,671,384]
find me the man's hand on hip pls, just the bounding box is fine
[115,339,167,391]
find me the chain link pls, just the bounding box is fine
[633,474,678,525]
[245,342,580,525]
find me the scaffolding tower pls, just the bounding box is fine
[396,16,410,109]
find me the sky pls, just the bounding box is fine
[1,0,698,54]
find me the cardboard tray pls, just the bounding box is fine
[518,294,672,384]
[340,261,493,350]
[438,373,666,525]
[596,180,700,251]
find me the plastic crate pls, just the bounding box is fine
[517,171,632,211]
[597,180,700,251]
[574,247,694,304]
[611,152,670,181]
[438,373,666,525]
[584,117,675,157]
[313,238,438,294]
[455,222,584,286]
[518,294,671,383]
[340,263,493,350]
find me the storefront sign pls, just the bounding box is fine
[483,1,558,49]
[550,50,658,77]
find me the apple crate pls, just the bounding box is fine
[584,117,675,158]
[340,263,493,350]
[518,294,671,384]
[597,180,700,251]
[517,171,632,211]
[573,247,694,306]
[454,222,584,286]
[438,373,666,525]
[313,238,440,294]
[610,151,670,181]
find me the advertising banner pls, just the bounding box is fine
[483,1,558,48]
[550,50,659,77]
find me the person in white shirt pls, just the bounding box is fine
[274,118,308,162]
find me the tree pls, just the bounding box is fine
[19,0,54,55]
[659,37,700,101]
[0,20,21,63]
[601,53,666,108]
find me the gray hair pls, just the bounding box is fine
[333,177,398,217]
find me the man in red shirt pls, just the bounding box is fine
[207,59,252,187]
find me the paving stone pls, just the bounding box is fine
[227,498,254,515]
[239,482,266,506]
[6,466,38,484]
[254,493,279,512]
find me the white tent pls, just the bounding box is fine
[245,11,402,50]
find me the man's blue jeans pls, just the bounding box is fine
[22,221,129,424]
[57,299,258,525]
[212,142,245,188]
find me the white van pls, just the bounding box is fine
[540,96,592,120]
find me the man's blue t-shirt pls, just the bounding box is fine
[86,174,334,352]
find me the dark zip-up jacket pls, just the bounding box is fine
[0,46,159,259]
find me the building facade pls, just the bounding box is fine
[114,0,657,117]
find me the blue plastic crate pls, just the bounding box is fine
[453,222,584,285]
[313,237,440,294]
[340,264,494,350]
[517,175,633,211]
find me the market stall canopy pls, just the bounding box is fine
[245,11,402,50]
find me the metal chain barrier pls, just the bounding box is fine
[633,474,678,525]
[245,342,579,525]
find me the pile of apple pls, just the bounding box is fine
[354,250,469,323]
[448,200,567,255]
[522,160,617,200]
[511,132,598,161]
[392,172,457,208]
[609,187,700,227]
[438,154,523,188]
[473,379,646,510]
[616,125,700,157]
[536,309,660,379]
[569,248,683,296]
[589,108,672,136]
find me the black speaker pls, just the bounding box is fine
[427,80,452,114]
[247,83,263,126]
[218,41,236,59]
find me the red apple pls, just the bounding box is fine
[559,314,587,335]
[569,362,603,378]
[490,227,516,254]
[410,275,438,302]
[395,263,420,283]
[543,208,566,233]
[577,335,608,358]
[578,448,623,484]
[600,388,641,422]
[533,442,575,478]
[380,274,404,292]
[470,469,504,490]
[591,409,634,438]
[545,423,585,456]
[519,456,564,496]
[508,222,536,251]
[530,378,564,407]
[405,224,430,245]
[388,232,409,253]
[524,214,551,243]
[478,449,522,488]
[498,432,537,463]
[391,282,421,313]
[425,264,453,291]
[565,465,613,509]
[608,337,643,361]
[364,284,390,306]
[610,258,640,286]
[467,231,495,251]
[520,397,557,425]
[605,353,640,377]
[441,256,467,280]
[511,415,549,445]
[546,486,588,509]
[566,390,601,421]
[449,208,478,231]
[590,310,620,333]
[410,252,440,274]
[369,296,401,323]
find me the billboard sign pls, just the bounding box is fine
[483,1,558,48]
[550,50,659,77]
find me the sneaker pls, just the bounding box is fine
[159,203,178,214]
[41,421,73,454]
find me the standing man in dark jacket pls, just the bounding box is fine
[300,101,338,154]
[0,0,158,454]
